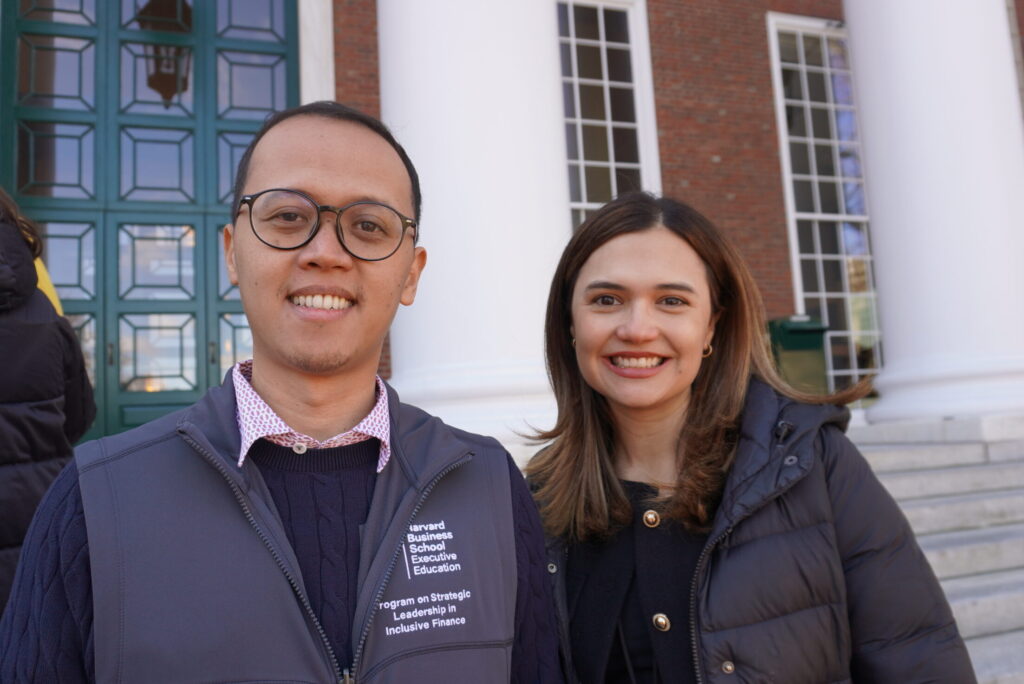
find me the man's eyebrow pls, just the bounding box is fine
[346,194,396,206]
[334,196,395,209]
[285,189,399,208]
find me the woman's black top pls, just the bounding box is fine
[567,481,707,684]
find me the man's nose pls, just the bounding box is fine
[298,211,355,267]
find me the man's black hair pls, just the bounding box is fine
[231,101,422,229]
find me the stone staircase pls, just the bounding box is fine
[850,418,1024,684]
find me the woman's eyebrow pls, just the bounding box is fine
[655,282,697,293]
[583,281,697,293]
[583,280,626,291]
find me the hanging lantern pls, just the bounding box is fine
[136,0,193,108]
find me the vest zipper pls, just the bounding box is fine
[182,434,345,684]
[346,456,471,684]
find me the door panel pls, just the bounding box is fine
[2,0,298,437]
[104,211,206,433]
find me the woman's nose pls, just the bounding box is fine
[615,305,658,342]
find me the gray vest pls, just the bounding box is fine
[77,381,516,683]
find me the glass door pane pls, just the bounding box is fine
[105,212,206,432]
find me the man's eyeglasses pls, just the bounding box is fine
[236,188,417,262]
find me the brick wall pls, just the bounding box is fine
[1017,0,1024,56]
[1015,0,1024,107]
[332,0,392,376]
[333,0,381,116]
[646,0,843,320]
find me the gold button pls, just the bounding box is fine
[642,509,661,528]
[652,613,670,631]
[722,660,735,674]
[292,443,308,454]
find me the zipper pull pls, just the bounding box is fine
[342,668,354,684]
[774,420,794,442]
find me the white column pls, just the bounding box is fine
[298,0,335,103]
[843,0,1024,422]
[378,0,567,459]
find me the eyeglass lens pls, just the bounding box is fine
[249,189,406,259]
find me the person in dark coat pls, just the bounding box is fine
[0,188,96,611]
[527,192,976,683]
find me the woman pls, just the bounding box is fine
[527,192,974,683]
[0,188,95,612]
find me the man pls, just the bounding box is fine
[0,102,561,683]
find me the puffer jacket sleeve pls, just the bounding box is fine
[0,462,94,683]
[57,316,96,444]
[820,425,977,683]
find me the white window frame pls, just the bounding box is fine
[767,12,882,392]
[768,12,858,313]
[559,0,661,224]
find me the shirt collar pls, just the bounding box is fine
[232,360,392,472]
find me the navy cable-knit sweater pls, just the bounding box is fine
[0,442,561,683]
[249,438,379,669]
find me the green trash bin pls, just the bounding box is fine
[768,316,828,395]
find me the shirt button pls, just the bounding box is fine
[292,443,308,454]
[722,660,736,674]
[642,510,661,528]
[652,613,670,631]
[547,562,558,574]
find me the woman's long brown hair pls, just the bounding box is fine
[0,187,43,258]
[525,192,869,541]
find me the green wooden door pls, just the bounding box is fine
[1,0,298,437]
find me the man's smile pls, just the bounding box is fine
[289,293,354,311]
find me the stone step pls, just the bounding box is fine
[942,567,1024,639]
[918,523,1024,580]
[847,414,1024,445]
[899,489,1024,535]
[879,461,1024,500]
[966,631,1024,684]
[990,441,1024,463]
[859,442,987,473]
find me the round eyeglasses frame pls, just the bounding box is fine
[235,187,418,262]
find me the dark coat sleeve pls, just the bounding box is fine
[507,456,564,684]
[57,316,96,445]
[0,462,95,684]
[820,426,977,683]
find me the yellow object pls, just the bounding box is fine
[35,258,63,315]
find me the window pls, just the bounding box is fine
[768,14,881,392]
[558,1,660,228]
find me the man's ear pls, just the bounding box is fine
[400,246,427,306]
[223,223,239,286]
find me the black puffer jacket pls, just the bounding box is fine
[0,222,95,610]
[547,378,975,683]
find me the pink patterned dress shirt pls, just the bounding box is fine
[231,359,391,471]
